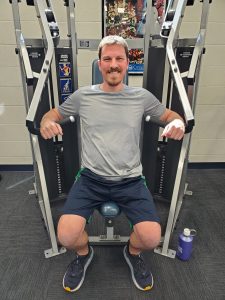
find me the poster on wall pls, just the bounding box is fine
[103,0,165,74]
[128,48,144,74]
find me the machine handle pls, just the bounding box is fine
[145,115,191,134]
[26,115,75,136]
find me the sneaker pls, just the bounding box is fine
[123,244,153,291]
[63,246,94,292]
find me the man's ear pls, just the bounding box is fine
[127,58,129,70]
[98,59,102,71]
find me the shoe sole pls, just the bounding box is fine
[123,246,153,291]
[63,246,94,292]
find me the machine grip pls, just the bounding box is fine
[26,115,75,136]
[145,115,191,134]
[145,115,166,128]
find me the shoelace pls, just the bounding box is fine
[134,255,150,278]
[69,256,84,277]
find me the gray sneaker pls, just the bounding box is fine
[63,246,94,292]
[123,244,153,291]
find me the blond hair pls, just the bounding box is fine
[98,35,129,59]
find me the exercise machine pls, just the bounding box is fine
[10,0,211,258]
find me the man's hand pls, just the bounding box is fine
[161,119,185,140]
[40,119,63,139]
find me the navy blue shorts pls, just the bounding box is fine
[62,168,160,226]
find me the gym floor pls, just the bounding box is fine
[0,168,224,300]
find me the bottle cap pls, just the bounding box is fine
[183,228,191,236]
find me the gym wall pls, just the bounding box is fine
[0,0,224,166]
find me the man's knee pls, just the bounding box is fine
[134,221,161,250]
[57,214,86,248]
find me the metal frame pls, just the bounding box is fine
[89,217,129,245]
[11,0,67,258]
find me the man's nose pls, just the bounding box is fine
[110,58,118,67]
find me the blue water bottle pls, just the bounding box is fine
[176,228,196,261]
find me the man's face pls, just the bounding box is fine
[98,44,129,89]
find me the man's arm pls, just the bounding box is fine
[159,108,185,140]
[40,108,64,139]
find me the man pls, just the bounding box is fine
[40,35,185,292]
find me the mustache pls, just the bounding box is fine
[108,67,121,73]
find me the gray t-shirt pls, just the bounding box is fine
[58,84,166,178]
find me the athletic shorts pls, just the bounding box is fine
[62,168,160,226]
